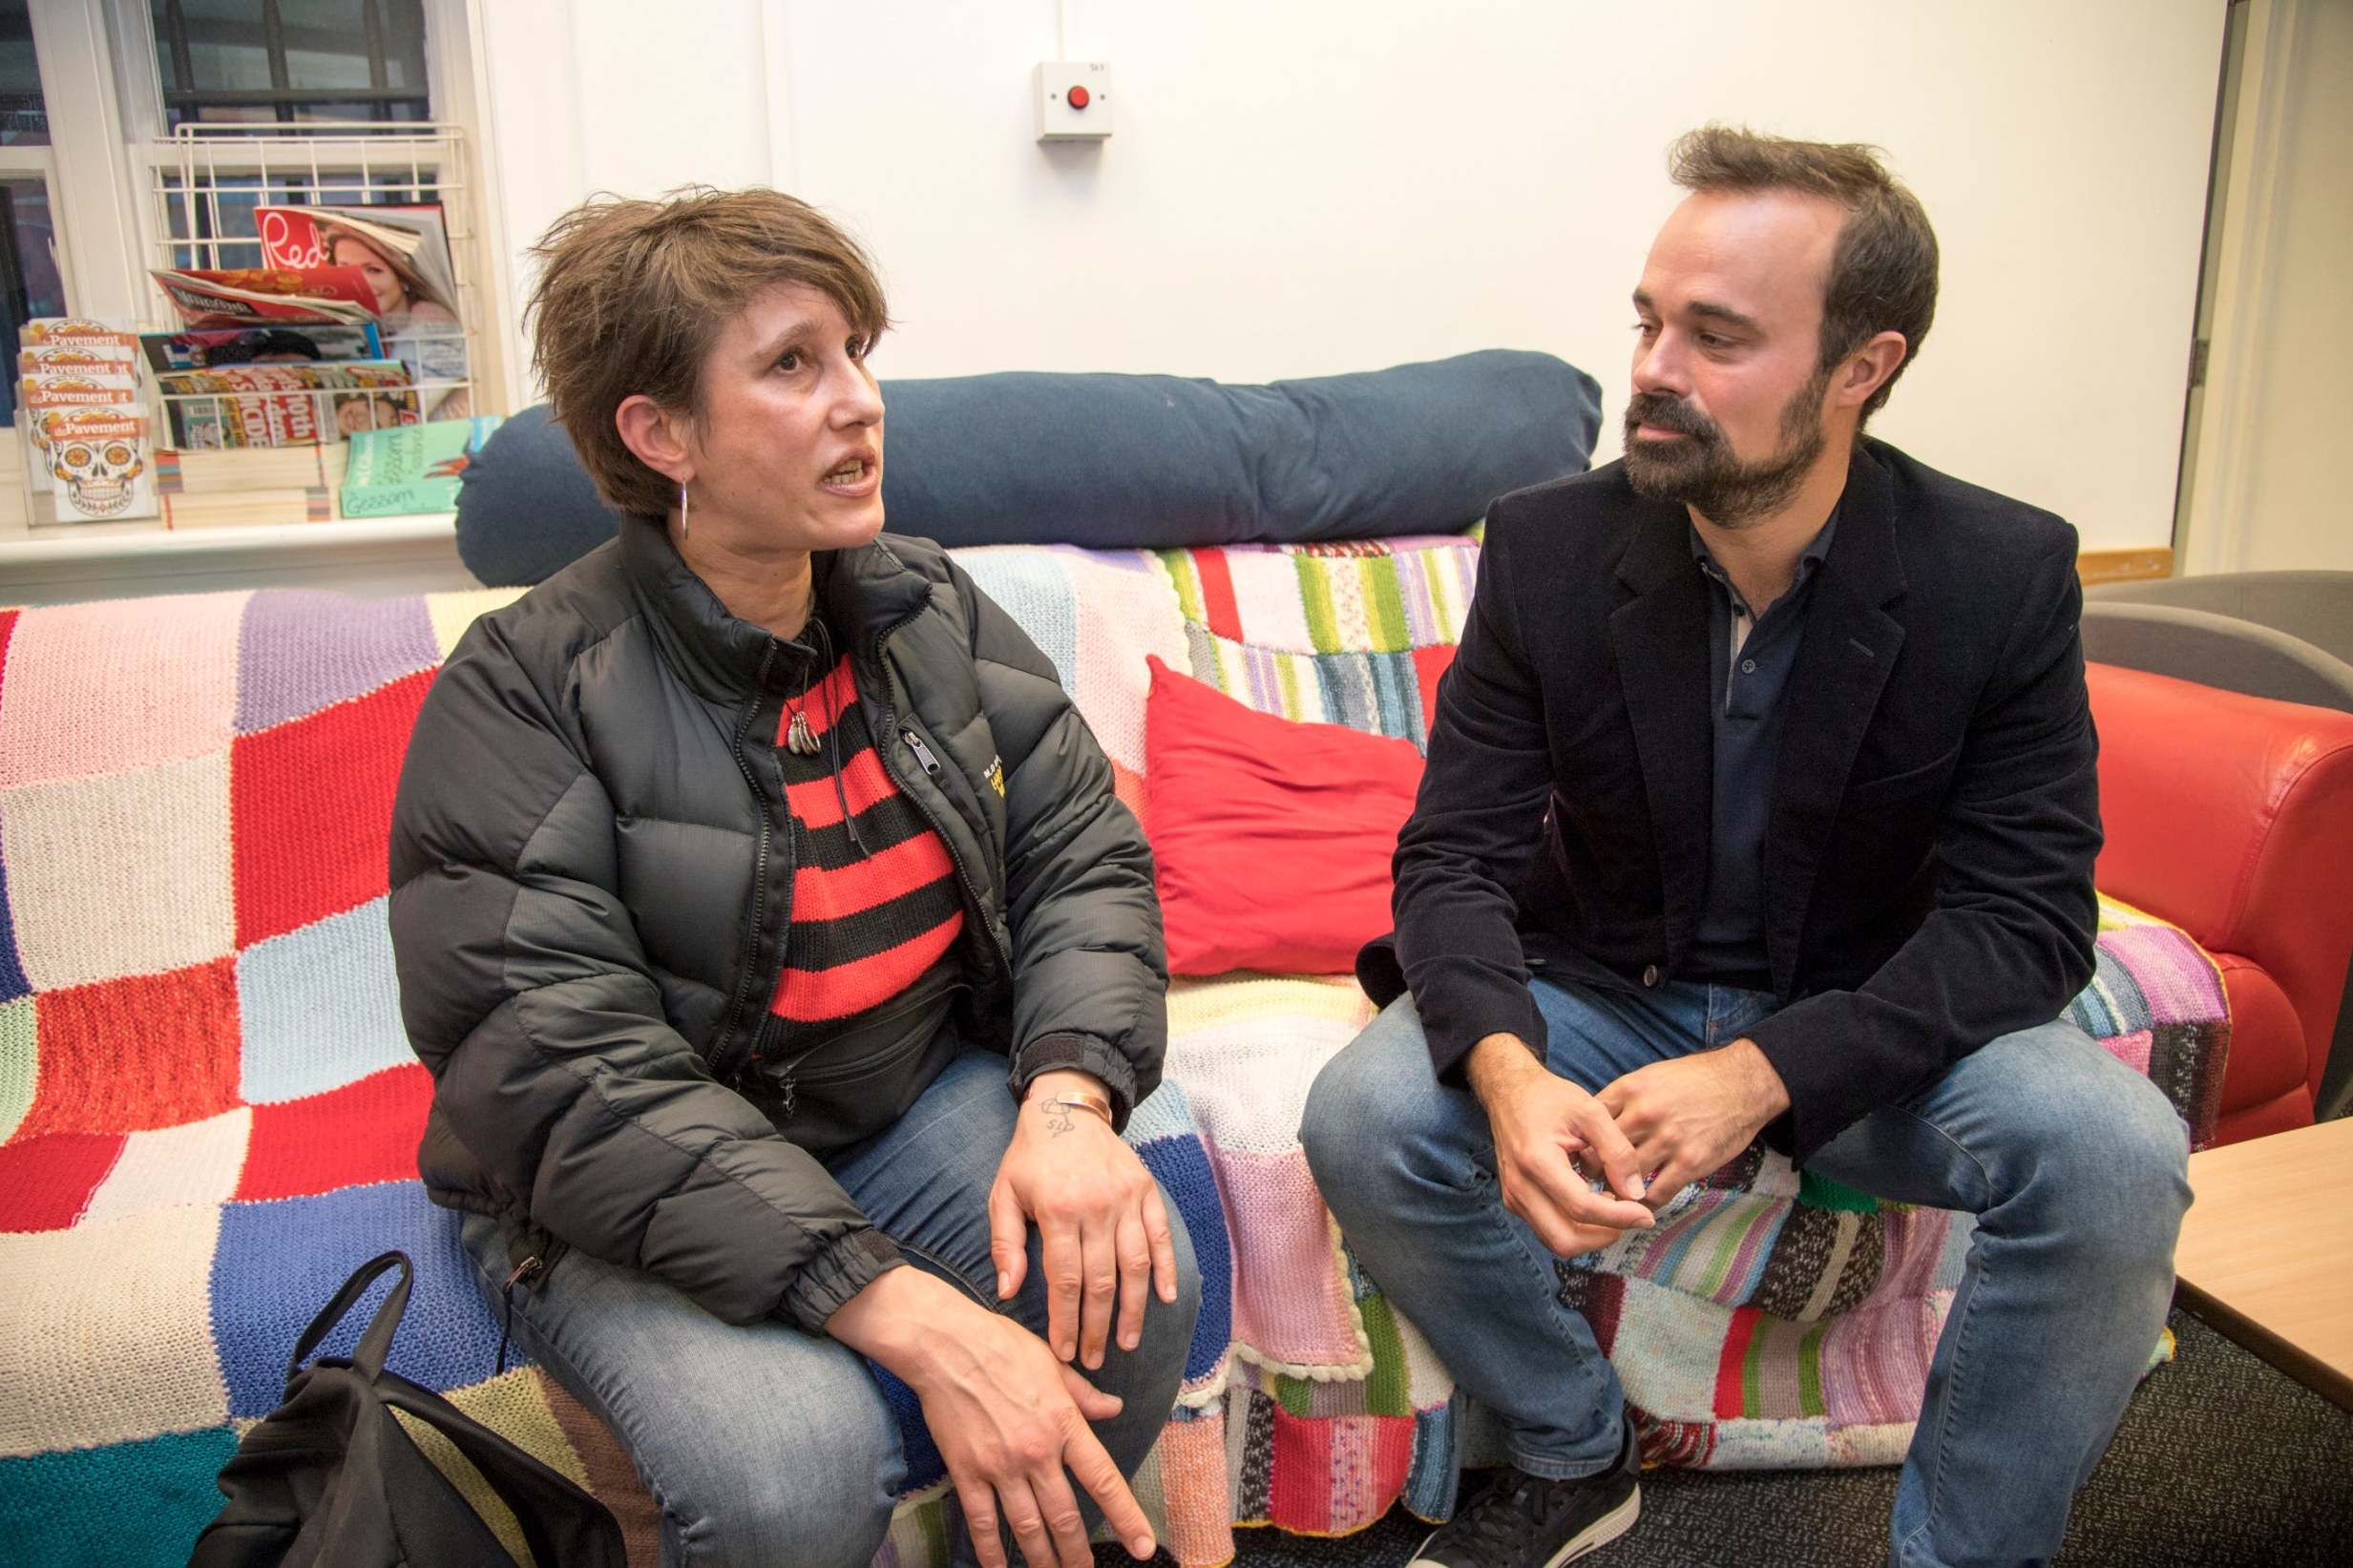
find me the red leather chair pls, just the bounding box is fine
[2088,662,2353,1142]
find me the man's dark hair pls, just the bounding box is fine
[1669,126,1939,424]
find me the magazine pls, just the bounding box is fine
[20,346,138,378]
[156,361,420,449]
[138,324,385,374]
[253,204,470,417]
[340,415,503,517]
[20,318,141,496]
[25,371,139,495]
[382,322,471,420]
[253,204,459,323]
[20,317,139,390]
[24,371,138,408]
[35,406,157,522]
[22,318,140,357]
[151,266,383,327]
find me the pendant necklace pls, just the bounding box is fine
[784,611,830,756]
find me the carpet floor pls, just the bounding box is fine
[1109,1307,2351,1567]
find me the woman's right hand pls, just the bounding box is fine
[829,1266,1156,1568]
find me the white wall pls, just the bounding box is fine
[2182,0,2353,574]
[467,0,2227,553]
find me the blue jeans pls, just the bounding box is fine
[458,1049,1203,1568]
[1300,976,2192,1568]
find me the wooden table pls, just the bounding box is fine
[2172,1116,2353,1410]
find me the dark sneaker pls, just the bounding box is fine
[1408,1418,1641,1567]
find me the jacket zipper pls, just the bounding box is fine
[710,640,784,1083]
[883,713,1011,975]
[872,616,1015,977]
[494,1252,545,1376]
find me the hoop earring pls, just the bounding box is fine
[678,480,689,540]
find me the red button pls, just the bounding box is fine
[1067,85,1091,110]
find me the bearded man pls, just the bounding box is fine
[1301,127,2191,1568]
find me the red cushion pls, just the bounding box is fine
[1143,657,1423,975]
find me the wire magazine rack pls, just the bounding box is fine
[140,121,499,451]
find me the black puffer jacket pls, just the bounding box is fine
[389,518,1166,1331]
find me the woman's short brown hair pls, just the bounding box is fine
[527,187,890,516]
[1668,126,1939,424]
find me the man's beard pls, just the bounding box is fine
[1621,365,1831,528]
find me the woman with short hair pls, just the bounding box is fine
[390,187,1197,1568]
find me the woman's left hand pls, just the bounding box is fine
[990,1070,1181,1370]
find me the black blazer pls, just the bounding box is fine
[1360,438,2102,1163]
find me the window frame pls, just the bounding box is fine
[0,145,74,301]
[26,0,486,328]
[23,1,147,324]
[3,0,509,550]
[137,0,439,130]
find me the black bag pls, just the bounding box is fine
[190,1250,623,1568]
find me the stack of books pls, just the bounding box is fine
[153,443,347,530]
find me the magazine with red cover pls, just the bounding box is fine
[252,204,459,324]
[151,266,383,327]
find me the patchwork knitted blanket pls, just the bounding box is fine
[0,538,2228,1568]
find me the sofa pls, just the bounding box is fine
[6,345,2348,1563]
[14,522,2353,1564]
[2081,574,2353,1125]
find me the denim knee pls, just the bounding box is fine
[2018,1066,2192,1264]
[672,1413,900,1568]
[1301,1001,1435,1215]
[1301,1042,1381,1218]
[2098,1074,2194,1233]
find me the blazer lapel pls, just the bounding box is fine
[1609,504,1715,957]
[1764,444,1907,996]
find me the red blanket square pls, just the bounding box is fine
[231,668,432,950]
[235,1062,432,1202]
[19,958,243,1139]
[0,1129,126,1230]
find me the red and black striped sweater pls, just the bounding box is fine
[744,629,967,1131]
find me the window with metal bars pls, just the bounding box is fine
[150,0,430,128]
[0,0,63,427]
[157,165,442,270]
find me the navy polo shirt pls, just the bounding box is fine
[1685,511,1839,989]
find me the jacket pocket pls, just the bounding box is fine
[1845,740,1964,805]
[789,988,965,1088]
[784,1014,967,1154]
